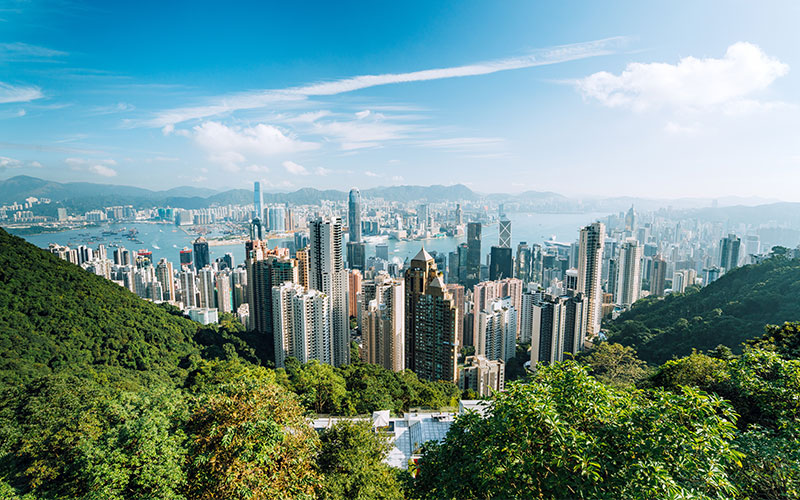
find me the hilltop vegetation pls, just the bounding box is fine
[1,227,799,499]
[605,254,800,363]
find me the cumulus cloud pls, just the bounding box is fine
[89,164,117,177]
[312,110,411,150]
[576,42,788,113]
[364,171,378,177]
[0,82,44,103]
[283,160,309,175]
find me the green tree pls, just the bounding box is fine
[292,360,348,414]
[317,420,404,500]
[579,342,647,388]
[414,362,742,499]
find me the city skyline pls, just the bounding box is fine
[2,2,800,199]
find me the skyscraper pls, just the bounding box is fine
[476,297,517,364]
[362,273,405,372]
[197,266,216,309]
[528,292,587,368]
[179,268,197,308]
[347,241,366,271]
[254,181,264,220]
[216,270,233,313]
[498,219,511,248]
[614,239,643,307]
[466,222,481,289]
[348,188,362,243]
[720,234,742,272]
[193,237,210,271]
[404,248,459,383]
[651,254,668,297]
[155,258,175,302]
[309,218,350,366]
[577,222,605,338]
[515,242,532,284]
[489,246,513,281]
[272,282,331,368]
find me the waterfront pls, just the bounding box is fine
[8,211,610,268]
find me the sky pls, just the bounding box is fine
[1,1,800,200]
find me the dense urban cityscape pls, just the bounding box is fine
[3,2,800,499]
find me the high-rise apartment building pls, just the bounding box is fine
[614,239,643,307]
[198,266,216,309]
[459,355,504,397]
[348,269,362,317]
[155,258,175,302]
[179,268,197,308]
[528,292,587,368]
[476,297,517,363]
[720,234,742,272]
[309,218,350,366]
[577,222,605,338]
[362,273,405,372]
[472,278,523,338]
[216,270,232,313]
[404,248,459,383]
[651,254,668,297]
[272,282,331,368]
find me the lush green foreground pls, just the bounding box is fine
[605,253,800,363]
[1,228,799,499]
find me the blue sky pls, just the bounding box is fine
[1,1,800,199]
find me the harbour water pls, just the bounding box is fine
[10,212,610,268]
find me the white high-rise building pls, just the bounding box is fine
[179,268,197,308]
[309,217,350,366]
[215,270,232,313]
[155,258,175,302]
[272,282,331,368]
[577,222,605,338]
[476,297,517,363]
[614,239,643,308]
[198,266,216,309]
[362,273,405,372]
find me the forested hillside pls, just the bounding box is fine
[605,254,800,363]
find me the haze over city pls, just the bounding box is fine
[2,1,800,199]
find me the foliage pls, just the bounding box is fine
[414,362,742,500]
[317,420,404,500]
[503,342,531,382]
[605,255,800,363]
[578,342,648,388]
[187,376,321,500]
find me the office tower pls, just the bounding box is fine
[179,268,197,308]
[614,239,643,307]
[348,188,362,243]
[577,222,605,338]
[564,268,578,291]
[198,266,216,309]
[489,246,513,281]
[216,271,233,313]
[625,205,637,233]
[459,355,504,397]
[457,243,469,286]
[266,205,286,232]
[179,247,193,269]
[155,258,175,302]
[530,243,543,284]
[114,246,132,266]
[347,241,366,271]
[651,255,668,297]
[445,283,465,347]
[254,181,264,220]
[529,292,586,368]
[454,203,463,225]
[417,204,429,232]
[720,234,742,272]
[231,267,248,310]
[296,248,309,290]
[515,242,532,284]
[96,244,107,261]
[519,291,540,343]
[193,237,210,270]
[363,273,405,372]
[272,282,331,368]
[498,219,511,248]
[246,241,298,362]
[404,248,459,383]
[672,271,688,294]
[249,218,263,240]
[447,251,459,284]
[309,218,350,366]
[219,252,234,270]
[466,222,481,289]
[476,297,517,363]
[376,244,389,261]
[294,232,309,253]
[348,269,362,317]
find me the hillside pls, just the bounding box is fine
[605,254,800,363]
[0,227,201,387]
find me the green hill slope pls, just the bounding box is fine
[0,228,201,387]
[605,255,800,363]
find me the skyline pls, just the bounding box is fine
[2,1,800,199]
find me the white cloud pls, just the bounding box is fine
[664,121,702,135]
[576,42,788,113]
[66,157,117,167]
[314,167,332,176]
[312,111,411,150]
[391,175,404,183]
[245,164,270,173]
[0,156,22,169]
[193,121,318,157]
[89,164,117,177]
[283,160,309,175]
[0,42,67,61]
[0,82,44,103]
[364,171,378,177]
[29,161,42,168]
[148,37,627,128]
[15,109,25,117]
